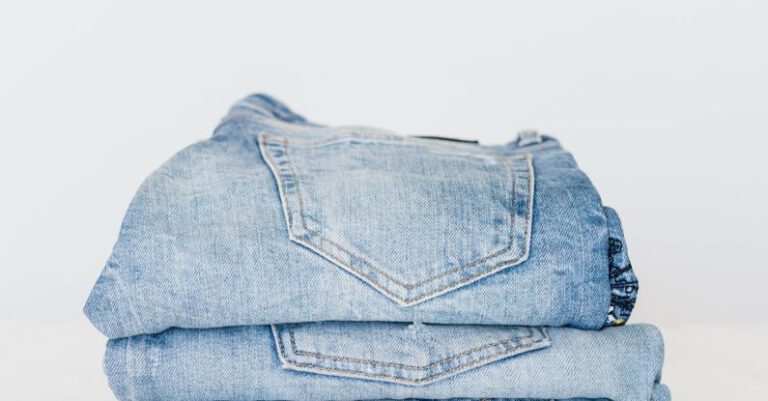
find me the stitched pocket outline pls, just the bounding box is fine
[271,322,550,386]
[259,132,535,306]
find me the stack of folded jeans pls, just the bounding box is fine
[84,94,670,401]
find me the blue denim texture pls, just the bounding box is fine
[84,94,637,339]
[104,323,668,401]
[85,94,663,401]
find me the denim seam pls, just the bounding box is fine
[259,133,535,305]
[282,135,532,301]
[284,326,536,369]
[272,325,549,385]
[125,335,136,401]
[148,336,161,400]
[228,110,563,153]
[271,129,560,154]
[283,139,518,288]
[282,134,489,155]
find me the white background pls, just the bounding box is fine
[1,1,767,400]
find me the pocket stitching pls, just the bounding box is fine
[284,140,520,289]
[259,133,535,305]
[272,324,550,385]
[285,326,535,370]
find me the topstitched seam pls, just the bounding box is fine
[259,133,534,303]
[272,324,549,385]
[284,326,537,370]
[282,135,518,288]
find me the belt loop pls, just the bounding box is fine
[517,130,542,146]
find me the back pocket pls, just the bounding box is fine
[259,132,534,305]
[272,321,550,386]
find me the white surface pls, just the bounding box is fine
[1,1,767,399]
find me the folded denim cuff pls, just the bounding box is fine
[604,207,638,327]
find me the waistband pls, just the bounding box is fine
[215,93,560,153]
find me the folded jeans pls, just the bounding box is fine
[84,94,638,339]
[104,323,668,401]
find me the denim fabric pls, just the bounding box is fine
[604,209,639,326]
[104,323,668,401]
[84,94,637,339]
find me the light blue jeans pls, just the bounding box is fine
[85,94,664,400]
[84,94,638,339]
[105,323,668,401]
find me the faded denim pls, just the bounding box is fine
[105,323,668,401]
[84,94,638,339]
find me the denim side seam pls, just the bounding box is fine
[148,335,162,401]
[106,334,162,401]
